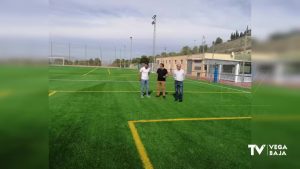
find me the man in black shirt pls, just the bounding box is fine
[156,63,168,98]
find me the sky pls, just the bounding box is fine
[49,0,251,63]
[0,0,299,63]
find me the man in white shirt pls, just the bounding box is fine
[139,63,151,98]
[173,64,185,102]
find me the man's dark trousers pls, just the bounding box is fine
[174,80,183,101]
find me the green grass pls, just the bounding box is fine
[49,66,252,169]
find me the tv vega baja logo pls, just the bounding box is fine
[248,144,287,156]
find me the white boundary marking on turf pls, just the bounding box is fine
[82,67,98,76]
[49,79,140,82]
[52,90,249,94]
[50,78,250,94]
[186,79,251,93]
[49,79,212,83]
[48,91,57,96]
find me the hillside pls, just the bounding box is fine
[207,36,251,53]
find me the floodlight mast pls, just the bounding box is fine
[152,15,157,72]
[130,37,133,66]
[202,36,206,54]
[100,46,102,66]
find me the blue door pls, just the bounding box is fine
[213,66,219,83]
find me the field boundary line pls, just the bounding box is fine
[49,79,140,82]
[107,68,111,75]
[50,79,227,84]
[55,90,140,93]
[186,79,251,93]
[48,91,57,96]
[128,116,251,169]
[52,90,249,94]
[82,67,98,76]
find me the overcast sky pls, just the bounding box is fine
[1,0,299,63]
[49,0,251,62]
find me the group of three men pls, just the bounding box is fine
[139,63,185,102]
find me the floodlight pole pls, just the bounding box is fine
[152,15,157,71]
[50,40,53,57]
[99,45,103,66]
[120,48,122,68]
[114,46,117,66]
[202,36,206,54]
[68,42,71,62]
[84,44,88,66]
[123,45,126,68]
[130,36,133,67]
[100,46,102,66]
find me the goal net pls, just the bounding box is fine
[48,57,65,66]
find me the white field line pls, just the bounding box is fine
[52,90,248,94]
[48,91,57,96]
[82,67,98,76]
[50,65,136,69]
[186,79,251,93]
[49,79,140,82]
[49,79,207,83]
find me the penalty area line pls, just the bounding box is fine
[128,116,251,169]
[128,121,154,169]
[130,116,252,123]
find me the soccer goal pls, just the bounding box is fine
[48,57,65,66]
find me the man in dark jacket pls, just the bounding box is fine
[156,63,168,98]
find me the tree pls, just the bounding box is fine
[240,32,243,37]
[215,37,223,44]
[168,52,177,56]
[246,25,249,34]
[192,46,199,54]
[131,57,141,64]
[88,58,94,65]
[140,55,149,64]
[94,58,101,66]
[230,33,234,40]
[180,46,192,55]
[199,45,208,53]
[236,30,239,39]
[161,52,167,57]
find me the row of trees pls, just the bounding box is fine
[158,44,209,57]
[110,26,251,65]
[125,44,209,63]
[111,55,153,66]
[111,59,131,67]
[230,26,251,41]
[63,58,102,66]
[154,27,251,58]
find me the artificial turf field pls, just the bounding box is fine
[49,65,252,169]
